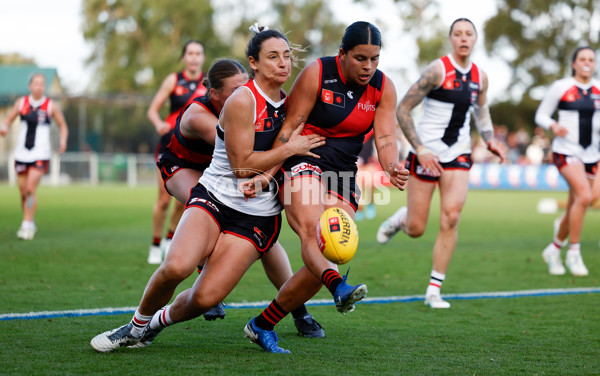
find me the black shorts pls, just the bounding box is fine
[553,152,599,179]
[279,152,359,211]
[154,130,174,163]
[157,148,211,185]
[405,152,473,182]
[15,160,49,175]
[186,183,281,253]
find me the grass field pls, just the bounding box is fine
[0,184,599,375]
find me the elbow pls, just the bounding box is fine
[232,168,255,179]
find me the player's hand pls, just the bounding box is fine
[487,140,505,163]
[156,121,171,136]
[286,123,325,158]
[416,148,442,177]
[58,141,67,154]
[0,124,8,136]
[387,161,410,191]
[550,123,568,138]
[238,174,270,201]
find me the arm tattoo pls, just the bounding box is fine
[396,66,439,149]
[280,114,306,143]
[480,130,493,143]
[378,142,393,151]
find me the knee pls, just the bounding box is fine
[189,289,221,311]
[156,262,193,283]
[440,209,461,231]
[575,191,593,207]
[403,221,425,238]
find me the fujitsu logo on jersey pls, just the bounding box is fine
[358,100,376,112]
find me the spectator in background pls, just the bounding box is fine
[146,40,207,264]
[1,73,68,240]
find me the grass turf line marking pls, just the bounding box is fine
[2,287,599,321]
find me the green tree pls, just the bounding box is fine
[82,0,228,94]
[220,0,346,92]
[394,0,446,67]
[483,0,600,129]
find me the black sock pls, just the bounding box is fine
[290,304,308,320]
[254,299,288,331]
[322,269,343,295]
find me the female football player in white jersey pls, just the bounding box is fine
[536,46,600,277]
[376,18,504,308]
[90,25,325,354]
[1,73,68,240]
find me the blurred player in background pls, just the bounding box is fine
[1,73,68,240]
[377,18,504,308]
[146,40,207,264]
[536,46,600,277]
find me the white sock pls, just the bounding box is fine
[567,243,581,258]
[130,309,153,337]
[22,220,35,230]
[391,208,405,231]
[426,270,445,296]
[150,306,173,330]
[553,237,567,248]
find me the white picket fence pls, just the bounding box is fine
[2,152,157,187]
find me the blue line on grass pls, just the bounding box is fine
[1,287,598,321]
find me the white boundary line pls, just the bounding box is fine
[1,287,599,321]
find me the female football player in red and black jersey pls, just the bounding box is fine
[243,21,409,346]
[146,40,207,264]
[377,18,504,309]
[536,46,600,277]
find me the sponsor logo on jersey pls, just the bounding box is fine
[255,117,275,131]
[290,162,323,176]
[324,79,338,84]
[321,89,345,108]
[358,100,376,112]
[347,91,353,99]
[469,82,479,90]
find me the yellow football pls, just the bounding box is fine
[316,207,359,264]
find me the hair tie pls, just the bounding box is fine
[249,22,269,34]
